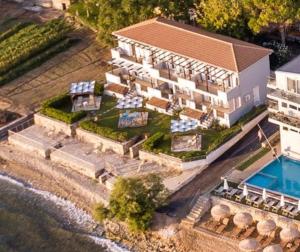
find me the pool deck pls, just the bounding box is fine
[227,143,281,183]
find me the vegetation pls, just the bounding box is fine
[93,174,168,232]
[0,19,73,85]
[41,94,86,124]
[237,147,270,171]
[79,95,171,141]
[196,0,249,39]
[143,132,164,151]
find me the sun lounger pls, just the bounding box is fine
[240,225,256,239]
[235,191,245,202]
[257,234,266,243]
[232,227,244,238]
[253,197,264,208]
[225,189,238,199]
[263,200,276,211]
[261,230,276,247]
[246,195,258,205]
[214,186,224,196]
[289,240,300,252]
[271,201,282,213]
[216,218,229,234]
[282,204,294,216]
[288,208,300,218]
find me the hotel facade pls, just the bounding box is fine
[104,18,271,128]
[267,56,300,160]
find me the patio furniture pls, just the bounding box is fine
[233,212,253,230]
[246,194,259,205]
[214,186,225,196]
[232,226,244,239]
[216,217,229,234]
[282,204,294,216]
[271,201,282,213]
[239,238,260,252]
[226,188,238,199]
[263,200,277,211]
[262,230,277,247]
[280,227,300,243]
[240,223,257,240]
[288,208,300,218]
[211,204,231,222]
[290,239,300,252]
[235,190,246,202]
[253,197,264,208]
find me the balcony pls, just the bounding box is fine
[269,112,300,128]
[158,68,178,82]
[268,88,300,105]
[195,79,227,96]
[267,98,279,112]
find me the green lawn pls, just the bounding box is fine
[87,95,172,139]
[237,147,270,171]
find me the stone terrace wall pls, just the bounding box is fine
[34,113,75,136]
[76,128,135,155]
[139,150,182,170]
[8,130,51,158]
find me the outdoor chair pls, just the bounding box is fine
[282,204,294,216]
[235,191,245,202]
[253,197,264,208]
[246,194,258,206]
[214,186,224,196]
[257,234,267,243]
[271,201,282,213]
[232,226,244,239]
[288,208,300,219]
[261,230,276,247]
[240,223,256,240]
[263,200,276,211]
[216,217,229,234]
[225,189,238,199]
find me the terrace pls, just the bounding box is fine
[269,112,300,128]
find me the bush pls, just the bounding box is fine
[93,203,110,223]
[41,94,86,124]
[143,132,164,151]
[94,82,104,96]
[79,120,128,142]
[0,22,31,43]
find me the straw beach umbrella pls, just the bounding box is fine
[257,220,276,236]
[280,227,300,242]
[233,212,253,229]
[239,239,260,252]
[263,244,283,252]
[211,204,230,222]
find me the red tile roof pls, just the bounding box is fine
[114,17,272,72]
[146,97,170,110]
[181,108,205,120]
[106,83,129,95]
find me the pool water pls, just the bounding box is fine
[246,156,300,199]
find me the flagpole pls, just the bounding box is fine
[257,123,280,162]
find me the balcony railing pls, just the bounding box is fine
[268,88,300,105]
[269,112,300,128]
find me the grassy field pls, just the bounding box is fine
[0,19,73,86]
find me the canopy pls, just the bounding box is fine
[280,227,300,242]
[263,244,283,252]
[211,204,230,222]
[233,212,253,229]
[257,220,276,236]
[239,239,260,252]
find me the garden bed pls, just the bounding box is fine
[41,94,87,124]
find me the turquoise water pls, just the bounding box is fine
[246,156,300,199]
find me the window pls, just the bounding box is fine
[282,102,287,108]
[291,129,298,133]
[283,126,288,131]
[140,85,147,92]
[287,78,300,94]
[244,94,251,103]
[289,104,298,110]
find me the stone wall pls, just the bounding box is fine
[211,196,300,229]
[76,128,135,155]
[34,113,75,136]
[50,148,103,179]
[139,150,182,170]
[129,138,146,158]
[8,131,51,158]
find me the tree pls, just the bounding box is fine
[244,0,300,45]
[93,174,168,232]
[196,0,250,39]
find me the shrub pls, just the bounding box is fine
[94,82,104,96]
[93,203,110,223]
[143,132,164,151]
[41,94,86,124]
[79,120,128,142]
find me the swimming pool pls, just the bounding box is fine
[245,156,300,199]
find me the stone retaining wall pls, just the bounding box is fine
[129,138,146,158]
[34,113,75,136]
[76,128,135,155]
[8,130,51,158]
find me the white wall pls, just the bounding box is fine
[275,71,300,91]
[280,126,300,159]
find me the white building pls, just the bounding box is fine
[267,55,300,159]
[105,17,271,128]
